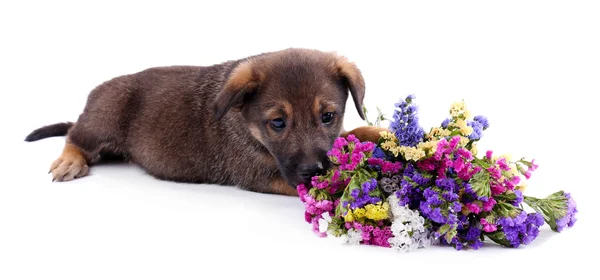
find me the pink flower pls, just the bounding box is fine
[338,154,349,165]
[357,142,375,153]
[371,226,392,247]
[457,148,473,160]
[351,153,364,166]
[304,211,312,223]
[311,217,326,237]
[524,171,532,179]
[333,137,348,149]
[331,170,341,183]
[347,134,359,143]
[367,158,382,166]
[483,197,497,212]
[468,166,482,178]
[466,203,482,214]
[297,184,308,201]
[486,150,493,159]
[382,161,402,174]
[491,184,506,195]
[488,166,502,180]
[417,158,437,171]
[480,218,498,233]
[449,136,460,151]
[453,158,466,173]
[315,200,334,212]
[497,158,510,171]
[434,138,449,160]
[505,176,520,191]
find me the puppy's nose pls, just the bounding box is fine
[299,162,324,182]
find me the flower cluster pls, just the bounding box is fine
[298,95,578,252]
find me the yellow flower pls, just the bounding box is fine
[460,136,470,147]
[354,208,366,219]
[427,128,451,141]
[380,131,397,142]
[455,119,473,136]
[464,109,472,120]
[344,202,390,222]
[344,211,355,222]
[450,100,467,118]
[399,146,426,161]
[500,153,513,162]
[381,140,401,157]
[470,144,478,156]
[417,140,438,157]
[364,202,390,221]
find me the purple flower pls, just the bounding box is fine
[350,188,360,199]
[428,208,445,224]
[411,172,431,185]
[524,191,578,233]
[372,147,386,159]
[389,95,425,147]
[441,118,451,128]
[471,239,483,250]
[442,191,459,202]
[435,178,458,192]
[465,226,481,242]
[468,120,484,140]
[556,192,578,232]
[512,190,524,206]
[497,211,543,248]
[474,115,489,129]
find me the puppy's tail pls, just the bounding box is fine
[25,122,74,142]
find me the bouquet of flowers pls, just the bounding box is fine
[298,95,578,251]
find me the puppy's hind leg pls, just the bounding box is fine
[49,140,90,182]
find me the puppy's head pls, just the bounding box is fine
[214,48,365,188]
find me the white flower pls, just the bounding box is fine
[386,194,433,253]
[318,212,332,233]
[342,229,363,245]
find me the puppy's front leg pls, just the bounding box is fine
[50,141,90,182]
[268,177,300,196]
[341,126,390,143]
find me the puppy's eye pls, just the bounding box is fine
[321,112,335,124]
[270,118,286,130]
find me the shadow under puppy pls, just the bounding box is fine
[25,48,386,196]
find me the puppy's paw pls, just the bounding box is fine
[342,126,390,143]
[50,157,89,182]
[49,143,89,182]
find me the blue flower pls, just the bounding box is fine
[468,120,484,140]
[441,118,451,129]
[372,147,386,159]
[389,95,425,147]
[512,190,524,206]
[497,211,543,248]
[474,115,489,129]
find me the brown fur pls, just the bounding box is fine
[50,142,89,182]
[26,48,384,195]
[342,126,390,144]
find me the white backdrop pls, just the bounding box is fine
[1,1,598,279]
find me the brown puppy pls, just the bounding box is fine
[25,48,386,196]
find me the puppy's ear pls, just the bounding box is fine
[214,61,263,120]
[334,56,366,120]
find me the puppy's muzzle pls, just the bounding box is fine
[298,162,325,185]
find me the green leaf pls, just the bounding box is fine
[523,192,568,232]
[327,217,346,237]
[469,169,491,198]
[445,228,457,244]
[485,231,511,247]
[438,224,451,236]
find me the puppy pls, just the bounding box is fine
[25,48,386,196]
